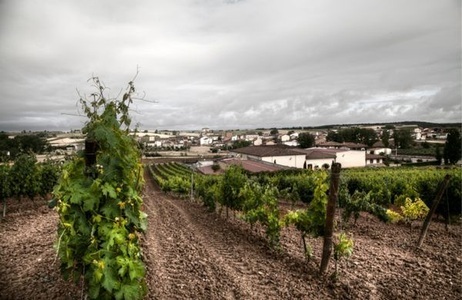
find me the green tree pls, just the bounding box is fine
[381,129,391,147]
[393,129,413,149]
[326,128,377,146]
[435,145,443,165]
[326,130,342,143]
[298,132,315,148]
[270,128,279,135]
[15,134,49,154]
[232,140,252,149]
[357,128,378,147]
[443,128,461,164]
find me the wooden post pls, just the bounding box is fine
[417,174,451,248]
[84,139,98,178]
[320,163,341,274]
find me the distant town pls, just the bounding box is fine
[1,121,461,173]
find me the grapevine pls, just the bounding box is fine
[53,77,147,299]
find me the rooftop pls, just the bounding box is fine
[222,158,287,173]
[230,145,304,157]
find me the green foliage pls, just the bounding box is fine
[326,127,378,147]
[393,129,414,149]
[297,132,315,148]
[333,232,354,261]
[341,191,371,225]
[443,128,461,165]
[211,163,221,172]
[9,154,40,199]
[394,184,419,207]
[148,163,194,197]
[194,175,220,211]
[54,77,147,299]
[386,209,403,223]
[231,140,252,149]
[381,129,391,147]
[386,197,429,226]
[38,159,62,197]
[333,232,354,278]
[0,133,49,160]
[340,188,391,224]
[240,181,282,247]
[270,170,316,204]
[0,164,11,200]
[342,167,461,216]
[283,171,329,257]
[400,197,429,225]
[221,165,247,213]
[0,155,61,218]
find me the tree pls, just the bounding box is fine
[393,129,413,149]
[357,128,378,147]
[326,130,343,143]
[381,129,391,147]
[443,128,461,164]
[326,128,378,146]
[14,134,48,154]
[298,132,315,148]
[232,140,252,149]
[435,145,443,165]
[270,128,279,135]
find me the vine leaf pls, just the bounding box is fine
[102,182,117,199]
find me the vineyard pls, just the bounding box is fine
[0,77,461,299]
[149,161,462,226]
[0,155,61,219]
[0,163,461,299]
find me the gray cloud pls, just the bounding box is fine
[0,0,460,131]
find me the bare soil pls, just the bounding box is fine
[0,170,461,299]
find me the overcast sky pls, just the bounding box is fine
[0,0,460,131]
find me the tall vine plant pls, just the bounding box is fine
[53,77,147,299]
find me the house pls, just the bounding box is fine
[369,141,392,155]
[230,145,306,168]
[289,132,299,140]
[293,148,337,170]
[283,140,299,147]
[253,137,263,146]
[229,144,367,170]
[366,154,385,166]
[47,137,85,153]
[279,134,290,142]
[199,136,213,146]
[294,148,366,169]
[244,132,259,141]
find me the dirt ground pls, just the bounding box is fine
[0,170,461,299]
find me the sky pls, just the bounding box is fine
[0,0,460,132]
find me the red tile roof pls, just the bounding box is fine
[230,145,303,157]
[293,148,339,159]
[222,158,287,173]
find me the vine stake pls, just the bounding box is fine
[417,174,451,248]
[320,162,341,275]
